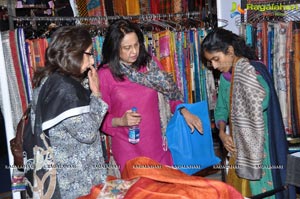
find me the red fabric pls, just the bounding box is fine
[9,31,27,111]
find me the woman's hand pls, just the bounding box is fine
[112,109,141,127]
[180,108,203,134]
[88,66,100,96]
[219,130,236,155]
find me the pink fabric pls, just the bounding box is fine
[98,60,181,172]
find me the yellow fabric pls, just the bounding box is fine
[227,156,252,198]
[126,0,141,15]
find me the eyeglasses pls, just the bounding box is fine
[83,50,94,56]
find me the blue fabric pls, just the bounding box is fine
[251,60,296,199]
[166,101,221,175]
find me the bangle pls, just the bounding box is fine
[92,92,101,98]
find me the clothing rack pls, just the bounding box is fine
[10,11,211,31]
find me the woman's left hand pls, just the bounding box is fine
[88,66,100,95]
[180,108,203,134]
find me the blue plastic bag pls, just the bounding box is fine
[166,101,221,175]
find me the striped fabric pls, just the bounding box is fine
[76,0,89,17]
[9,31,27,112]
[1,31,23,128]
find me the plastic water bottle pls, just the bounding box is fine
[128,107,140,144]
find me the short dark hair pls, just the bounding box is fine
[33,26,92,87]
[201,28,257,65]
[100,19,151,81]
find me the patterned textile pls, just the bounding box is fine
[96,178,138,198]
[158,30,176,79]
[119,59,182,101]
[285,22,293,135]
[173,0,182,13]
[76,0,89,17]
[256,23,263,61]
[9,31,27,112]
[120,58,182,151]
[231,58,266,180]
[139,0,150,14]
[24,73,108,198]
[1,31,23,128]
[87,0,106,17]
[273,22,288,134]
[184,30,193,103]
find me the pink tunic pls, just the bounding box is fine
[98,64,181,172]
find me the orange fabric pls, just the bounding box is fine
[294,29,300,136]
[79,157,243,199]
[77,184,103,199]
[126,0,140,15]
[122,157,243,199]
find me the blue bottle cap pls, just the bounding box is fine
[131,107,137,112]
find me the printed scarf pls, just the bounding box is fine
[231,58,266,180]
[120,59,183,150]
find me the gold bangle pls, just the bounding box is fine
[92,92,101,98]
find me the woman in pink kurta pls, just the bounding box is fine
[98,19,203,172]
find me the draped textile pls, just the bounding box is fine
[17,28,33,102]
[158,30,174,75]
[113,0,126,15]
[1,31,23,128]
[150,0,159,14]
[78,157,244,199]
[87,0,106,17]
[231,58,266,180]
[293,28,300,136]
[122,157,244,199]
[126,0,140,16]
[262,21,268,66]
[139,0,150,14]
[256,23,263,61]
[9,31,27,112]
[173,0,182,13]
[104,0,114,16]
[285,22,293,135]
[273,22,289,134]
[76,0,89,17]
[252,60,296,199]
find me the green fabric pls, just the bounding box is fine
[249,75,274,198]
[215,74,275,198]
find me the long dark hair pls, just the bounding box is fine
[100,19,151,81]
[201,28,257,63]
[33,26,92,87]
